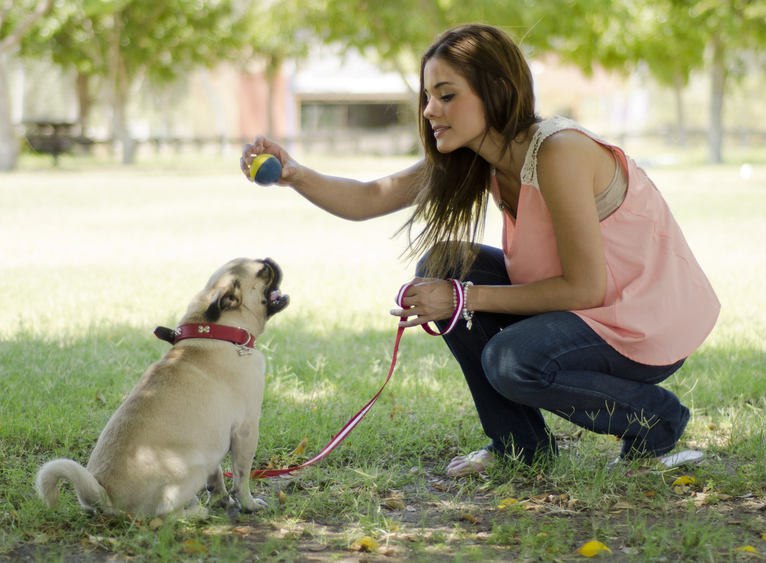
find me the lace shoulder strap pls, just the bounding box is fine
[520,116,610,189]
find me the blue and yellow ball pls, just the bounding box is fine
[249,154,282,186]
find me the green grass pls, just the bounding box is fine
[1,153,765,561]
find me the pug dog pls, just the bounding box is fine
[36,257,289,518]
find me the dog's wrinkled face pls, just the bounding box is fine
[197,257,289,326]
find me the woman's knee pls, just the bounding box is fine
[481,334,548,404]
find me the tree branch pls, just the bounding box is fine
[0,0,55,55]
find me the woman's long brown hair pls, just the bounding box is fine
[399,24,540,279]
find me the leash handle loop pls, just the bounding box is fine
[396,279,463,336]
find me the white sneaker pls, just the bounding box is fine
[658,450,704,469]
[607,449,704,476]
[446,450,495,478]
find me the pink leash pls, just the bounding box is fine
[225,279,462,479]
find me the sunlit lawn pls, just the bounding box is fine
[1,151,765,561]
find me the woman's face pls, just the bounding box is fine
[423,57,488,154]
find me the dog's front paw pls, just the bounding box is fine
[240,496,268,513]
[211,494,238,510]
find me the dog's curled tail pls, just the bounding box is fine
[36,459,106,514]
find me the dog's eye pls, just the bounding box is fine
[261,299,267,305]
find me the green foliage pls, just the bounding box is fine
[23,0,254,82]
[0,0,54,55]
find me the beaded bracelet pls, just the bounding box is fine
[396,279,473,336]
[461,281,474,330]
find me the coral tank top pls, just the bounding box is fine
[490,116,720,365]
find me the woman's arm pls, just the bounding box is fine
[394,132,609,326]
[241,136,421,221]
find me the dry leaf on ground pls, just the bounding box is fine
[349,536,379,552]
[576,540,612,557]
[183,539,208,553]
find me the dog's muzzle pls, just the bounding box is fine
[261,258,289,317]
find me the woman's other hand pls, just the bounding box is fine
[391,278,457,328]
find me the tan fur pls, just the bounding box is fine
[36,258,288,518]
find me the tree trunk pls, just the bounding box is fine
[708,34,726,164]
[0,53,19,171]
[76,72,91,132]
[672,69,687,147]
[109,10,135,164]
[0,0,55,171]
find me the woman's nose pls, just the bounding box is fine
[423,97,438,119]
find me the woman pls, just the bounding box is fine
[240,24,720,477]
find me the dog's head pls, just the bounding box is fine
[184,258,289,335]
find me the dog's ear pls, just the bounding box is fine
[204,279,243,322]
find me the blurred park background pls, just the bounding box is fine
[1,0,765,172]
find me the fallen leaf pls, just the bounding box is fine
[567,498,585,510]
[183,539,208,553]
[576,540,612,557]
[277,490,287,504]
[672,476,696,486]
[497,497,518,509]
[735,546,759,553]
[289,437,308,456]
[693,493,711,507]
[611,501,634,511]
[350,536,379,552]
[148,517,163,531]
[462,513,482,524]
[384,498,406,510]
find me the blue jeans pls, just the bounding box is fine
[419,245,689,465]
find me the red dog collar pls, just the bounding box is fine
[154,323,255,356]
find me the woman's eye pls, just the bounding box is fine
[441,94,455,102]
